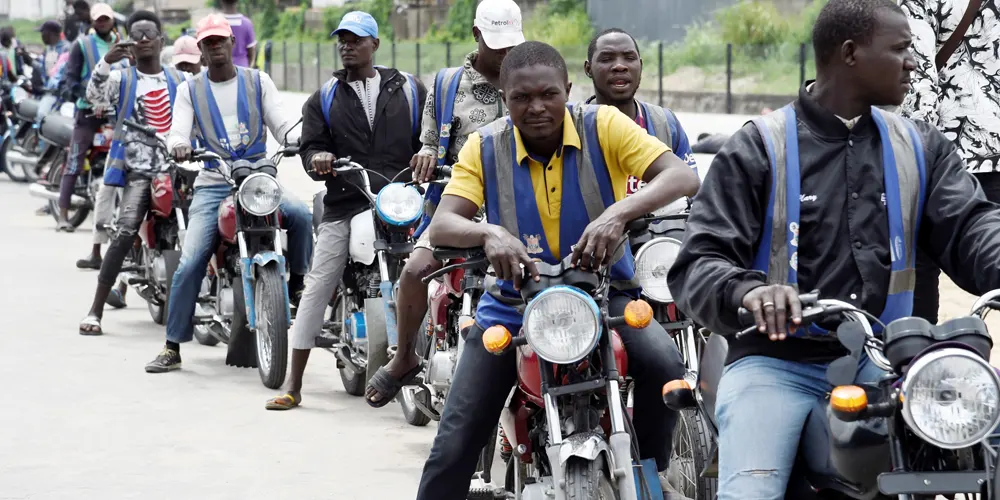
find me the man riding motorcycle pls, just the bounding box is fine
[56,2,124,253]
[667,1,1000,498]
[144,14,312,373]
[263,11,426,410]
[77,11,188,336]
[416,41,700,500]
[362,0,523,409]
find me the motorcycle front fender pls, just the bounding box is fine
[240,251,290,329]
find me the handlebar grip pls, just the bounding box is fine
[738,307,755,327]
[123,119,156,138]
[434,165,452,179]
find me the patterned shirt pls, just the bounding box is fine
[417,51,507,163]
[899,0,1000,173]
[87,59,171,173]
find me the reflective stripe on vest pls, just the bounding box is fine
[480,104,640,293]
[433,66,464,166]
[190,67,266,164]
[637,101,673,150]
[319,69,420,136]
[79,36,101,82]
[751,104,926,328]
[104,67,186,185]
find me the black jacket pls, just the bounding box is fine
[300,67,427,222]
[668,83,1000,364]
[63,41,85,103]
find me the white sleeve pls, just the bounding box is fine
[259,72,301,146]
[166,80,195,152]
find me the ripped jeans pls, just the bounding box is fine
[714,354,885,500]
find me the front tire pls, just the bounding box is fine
[670,409,717,500]
[564,456,618,500]
[255,264,289,389]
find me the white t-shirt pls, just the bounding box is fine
[347,71,381,130]
[167,70,300,186]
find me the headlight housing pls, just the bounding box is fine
[375,182,423,226]
[901,347,1000,449]
[523,286,601,364]
[237,173,282,216]
[634,237,682,303]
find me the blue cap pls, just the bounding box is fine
[332,11,378,39]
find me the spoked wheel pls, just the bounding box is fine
[19,131,41,182]
[336,289,366,396]
[670,409,717,500]
[254,265,289,389]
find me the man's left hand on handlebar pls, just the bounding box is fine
[571,208,627,270]
[741,284,803,341]
[171,144,192,163]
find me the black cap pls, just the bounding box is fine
[38,21,63,33]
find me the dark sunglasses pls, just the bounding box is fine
[129,28,161,42]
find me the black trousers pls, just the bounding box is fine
[913,171,1000,323]
[415,294,686,500]
[97,177,151,287]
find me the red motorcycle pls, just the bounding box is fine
[114,119,198,325]
[423,216,662,500]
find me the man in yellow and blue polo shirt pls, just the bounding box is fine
[416,41,700,500]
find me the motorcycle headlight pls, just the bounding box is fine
[237,173,282,216]
[375,182,423,226]
[523,286,601,364]
[634,237,682,303]
[901,347,1000,449]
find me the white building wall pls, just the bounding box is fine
[2,0,62,19]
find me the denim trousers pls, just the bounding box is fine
[714,354,885,500]
[164,183,313,344]
[415,294,686,500]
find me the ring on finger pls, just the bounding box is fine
[762,301,775,309]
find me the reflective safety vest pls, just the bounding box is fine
[475,104,640,330]
[103,66,186,187]
[189,67,267,167]
[78,34,129,108]
[750,104,927,331]
[319,67,420,135]
[414,66,466,239]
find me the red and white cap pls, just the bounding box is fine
[172,36,202,65]
[195,14,233,43]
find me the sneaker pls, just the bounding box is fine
[76,254,102,270]
[35,205,51,216]
[145,348,182,373]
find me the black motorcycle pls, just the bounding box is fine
[663,291,1000,499]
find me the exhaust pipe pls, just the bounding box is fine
[5,150,38,167]
[28,183,88,208]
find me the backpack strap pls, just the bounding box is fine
[400,72,420,137]
[320,76,340,131]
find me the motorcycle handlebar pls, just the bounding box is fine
[123,119,157,139]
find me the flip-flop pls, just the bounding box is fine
[79,315,103,336]
[106,289,127,309]
[364,363,423,409]
[265,393,300,411]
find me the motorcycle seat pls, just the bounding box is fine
[14,98,40,121]
[39,113,74,148]
[312,189,326,232]
[696,333,729,430]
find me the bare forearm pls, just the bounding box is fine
[427,212,492,248]
[613,157,700,221]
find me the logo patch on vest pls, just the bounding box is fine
[238,122,250,146]
[523,234,543,255]
[789,222,799,248]
[440,123,452,138]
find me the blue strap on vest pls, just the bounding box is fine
[752,105,926,333]
[80,36,101,81]
[413,67,465,240]
[192,67,266,162]
[320,71,420,136]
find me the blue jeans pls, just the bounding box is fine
[165,184,313,344]
[715,354,885,500]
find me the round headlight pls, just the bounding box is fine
[237,173,282,216]
[634,237,682,303]
[375,182,423,226]
[901,348,1000,449]
[523,286,601,364]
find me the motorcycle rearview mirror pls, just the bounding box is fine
[283,117,303,145]
[835,322,867,353]
[826,355,860,387]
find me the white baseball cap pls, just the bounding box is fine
[474,0,525,50]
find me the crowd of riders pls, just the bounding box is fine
[8,0,1000,497]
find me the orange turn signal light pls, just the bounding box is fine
[830,385,868,414]
[482,325,512,354]
[662,379,691,398]
[624,300,654,329]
